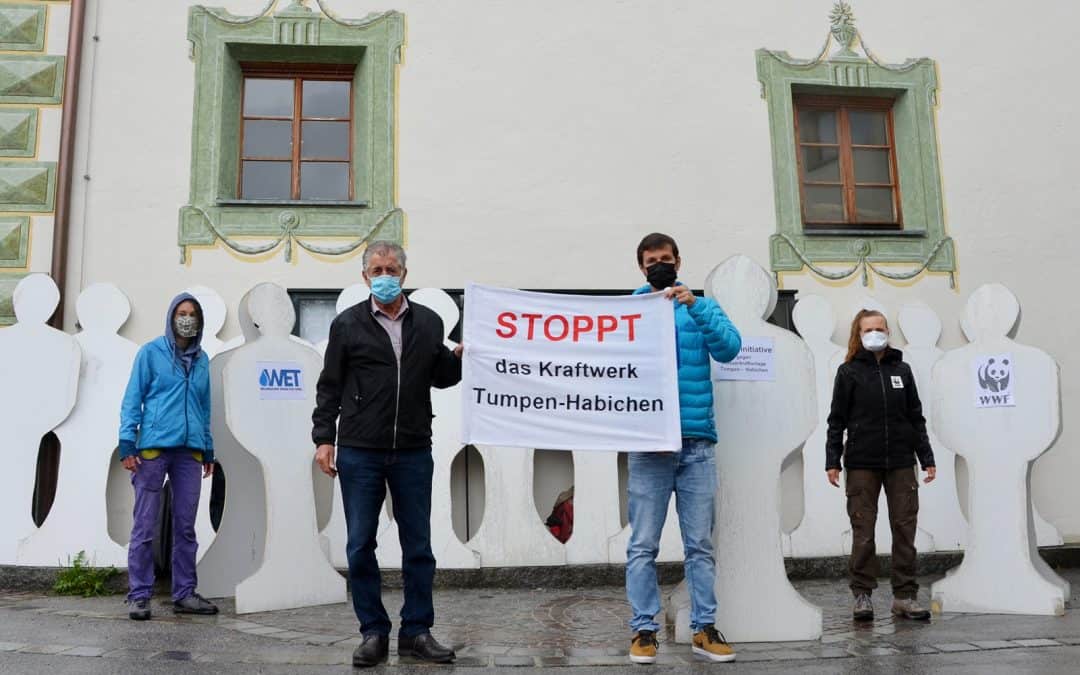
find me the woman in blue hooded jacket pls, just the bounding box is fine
[118,292,217,620]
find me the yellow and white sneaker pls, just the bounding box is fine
[692,625,736,662]
[629,630,659,664]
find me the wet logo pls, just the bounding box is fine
[974,354,1014,408]
[257,361,305,400]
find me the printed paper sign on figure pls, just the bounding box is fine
[461,283,680,452]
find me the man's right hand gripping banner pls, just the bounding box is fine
[461,283,681,452]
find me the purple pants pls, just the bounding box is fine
[127,452,202,602]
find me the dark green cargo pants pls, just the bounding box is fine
[845,467,920,599]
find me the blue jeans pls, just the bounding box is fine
[626,438,717,633]
[337,446,436,638]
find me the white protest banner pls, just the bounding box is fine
[974,353,1015,408]
[711,336,776,382]
[461,283,680,452]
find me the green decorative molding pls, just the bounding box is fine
[758,1,956,287]
[0,4,47,51]
[0,161,55,211]
[181,1,406,262]
[0,55,65,104]
[0,273,26,325]
[0,216,30,268]
[0,109,38,157]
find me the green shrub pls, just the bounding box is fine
[53,551,119,597]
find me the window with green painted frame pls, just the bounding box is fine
[757,2,957,287]
[179,4,405,263]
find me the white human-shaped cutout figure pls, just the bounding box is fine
[930,284,1069,615]
[18,283,135,566]
[695,255,821,641]
[786,294,847,557]
[898,302,966,551]
[839,297,935,555]
[196,287,268,599]
[957,309,1062,550]
[223,283,344,612]
[0,274,80,563]
[185,285,227,562]
[407,287,481,568]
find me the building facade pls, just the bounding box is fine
[2,0,1078,557]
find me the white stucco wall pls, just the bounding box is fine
[62,0,1080,542]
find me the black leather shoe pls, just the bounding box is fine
[398,632,456,663]
[352,634,389,668]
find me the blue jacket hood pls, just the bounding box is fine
[165,292,204,369]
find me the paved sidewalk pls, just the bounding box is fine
[1,570,1079,671]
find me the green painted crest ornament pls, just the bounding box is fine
[829,2,858,56]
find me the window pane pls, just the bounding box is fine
[302,121,349,159]
[797,109,837,144]
[849,110,888,145]
[300,162,349,200]
[242,161,292,199]
[803,185,845,222]
[244,79,294,117]
[243,120,293,158]
[303,80,350,118]
[855,187,896,222]
[801,146,840,182]
[853,148,892,184]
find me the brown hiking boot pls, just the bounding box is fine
[629,630,658,664]
[853,593,874,621]
[892,597,930,620]
[691,625,736,662]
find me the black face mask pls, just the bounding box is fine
[645,261,678,289]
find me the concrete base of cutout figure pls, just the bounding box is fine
[670,255,821,643]
[930,284,1069,616]
[17,283,134,567]
[223,283,344,613]
[0,274,80,564]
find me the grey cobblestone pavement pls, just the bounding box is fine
[1,569,1079,670]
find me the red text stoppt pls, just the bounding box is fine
[495,312,642,342]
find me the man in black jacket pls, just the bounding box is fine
[312,241,462,667]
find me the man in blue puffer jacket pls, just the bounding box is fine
[625,233,742,665]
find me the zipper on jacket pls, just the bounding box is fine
[877,364,889,470]
[392,359,401,449]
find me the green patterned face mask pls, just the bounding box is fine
[174,315,200,338]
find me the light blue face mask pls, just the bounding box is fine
[370,274,402,304]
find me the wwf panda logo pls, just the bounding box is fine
[978,357,1011,393]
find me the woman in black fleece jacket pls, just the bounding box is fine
[826,309,936,622]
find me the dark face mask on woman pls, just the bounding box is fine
[646,261,678,289]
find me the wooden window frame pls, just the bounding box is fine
[793,95,903,230]
[238,62,355,201]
